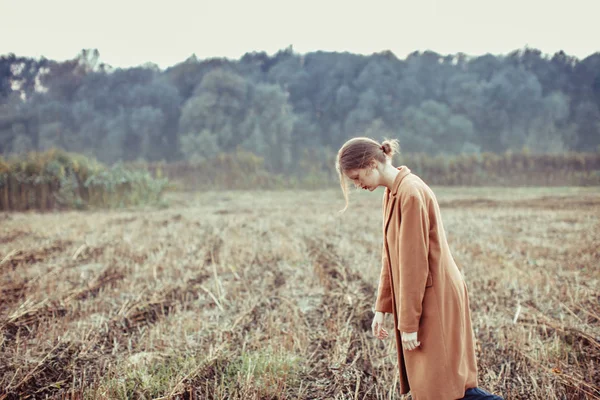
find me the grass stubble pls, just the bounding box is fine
[0,186,598,399]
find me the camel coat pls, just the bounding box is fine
[375,166,479,400]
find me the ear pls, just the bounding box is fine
[364,161,375,176]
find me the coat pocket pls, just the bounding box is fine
[426,271,433,287]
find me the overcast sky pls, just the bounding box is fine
[1,0,598,69]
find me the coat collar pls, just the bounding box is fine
[386,165,411,198]
[383,166,411,234]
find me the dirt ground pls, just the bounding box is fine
[1,186,599,399]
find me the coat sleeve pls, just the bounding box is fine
[374,241,393,313]
[375,192,393,313]
[398,194,430,332]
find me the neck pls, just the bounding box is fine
[379,163,400,191]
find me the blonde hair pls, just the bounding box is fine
[335,137,400,213]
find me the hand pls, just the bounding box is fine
[371,311,389,340]
[401,331,420,351]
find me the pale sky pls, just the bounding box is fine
[1,0,598,69]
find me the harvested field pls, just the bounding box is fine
[0,186,599,399]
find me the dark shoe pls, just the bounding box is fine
[461,387,504,400]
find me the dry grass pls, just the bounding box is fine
[0,186,598,399]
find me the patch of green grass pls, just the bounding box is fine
[87,347,303,399]
[87,353,199,399]
[224,346,302,397]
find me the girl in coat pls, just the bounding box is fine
[335,137,503,400]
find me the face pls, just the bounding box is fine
[345,163,380,192]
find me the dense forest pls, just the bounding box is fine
[1,47,599,174]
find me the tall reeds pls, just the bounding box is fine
[0,149,169,212]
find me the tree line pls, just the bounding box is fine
[1,47,599,175]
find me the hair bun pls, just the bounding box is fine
[381,141,391,155]
[380,139,400,157]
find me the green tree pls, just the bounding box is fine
[400,100,476,154]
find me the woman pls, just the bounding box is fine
[335,137,503,400]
